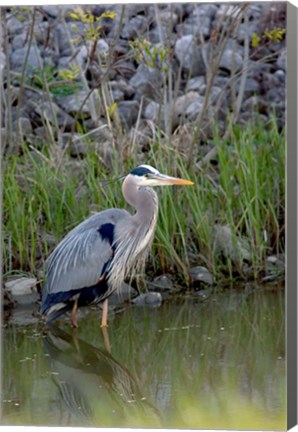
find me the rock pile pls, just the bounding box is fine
[2,3,286,157]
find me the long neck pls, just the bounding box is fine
[122,175,158,227]
[107,176,158,292]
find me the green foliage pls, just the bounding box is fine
[263,27,286,43]
[251,27,286,47]
[251,32,261,48]
[69,8,116,44]
[130,38,170,72]
[11,6,31,22]
[58,65,80,82]
[12,64,82,96]
[3,116,285,283]
[107,101,118,119]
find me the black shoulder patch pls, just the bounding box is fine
[98,223,114,245]
[130,166,152,176]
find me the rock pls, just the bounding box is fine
[194,3,218,19]
[5,277,38,297]
[190,266,213,285]
[277,49,286,71]
[12,33,27,50]
[110,88,124,102]
[212,75,230,89]
[97,39,110,54]
[173,91,203,125]
[114,4,148,20]
[236,5,262,43]
[236,77,260,98]
[55,91,92,118]
[144,100,161,122]
[10,45,43,72]
[148,27,168,44]
[215,4,243,21]
[121,15,148,40]
[6,15,25,34]
[58,45,88,70]
[263,253,285,281]
[159,11,178,27]
[239,112,268,125]
[42,5,61,17]
[43,5,74,18]
[214,224,251,265]
[241,95,267,113]
[176,4,217,39]
[63,134,87,156]
[185,97,205,122]
[108,282,137,307]
[274,70,285,83]
[1,129,19,154]
[266,255,285,272]
[128,121,154,150]
[54,22,86,57]
[174,35,206,76]
[129,65,162,99]
[149,274,174,291]
[132,292,162,307]
[14,117,32,136]
[109,80,134,99]
[116,100,140,129]
[219,44,243,74]
[185,76,205,93]
[34,101,75,129]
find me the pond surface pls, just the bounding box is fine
[2,288,285,429]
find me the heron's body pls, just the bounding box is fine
[40,165,193,327]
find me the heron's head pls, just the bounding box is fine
[128,165,194,187]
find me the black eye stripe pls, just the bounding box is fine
[130,166,153,176]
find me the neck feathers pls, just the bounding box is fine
[107,175,159,291]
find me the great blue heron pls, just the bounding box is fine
[40,164,193,327]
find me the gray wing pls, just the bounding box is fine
[43,209,130,297]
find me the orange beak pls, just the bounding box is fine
[153,173,194,186]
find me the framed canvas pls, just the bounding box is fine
[1,1,297,431]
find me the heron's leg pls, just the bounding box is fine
[71,299,79,328]
[101,298,109,328]
[101,325,111,353]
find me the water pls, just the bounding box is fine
[2,288,286,429]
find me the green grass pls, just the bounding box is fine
[3,116,285,284]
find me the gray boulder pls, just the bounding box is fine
[121,15,148,40]
[116,100,140,129]
[10,45,42,72]
[129,65,162,99]
[34,100,75,129]
[55,91,92,118]
[174,35,206,76]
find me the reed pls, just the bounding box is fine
[3,115,285,284]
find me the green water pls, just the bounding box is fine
[2,289,286,429]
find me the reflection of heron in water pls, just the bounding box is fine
[43,326,161,427]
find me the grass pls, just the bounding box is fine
[2,115,285,286]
